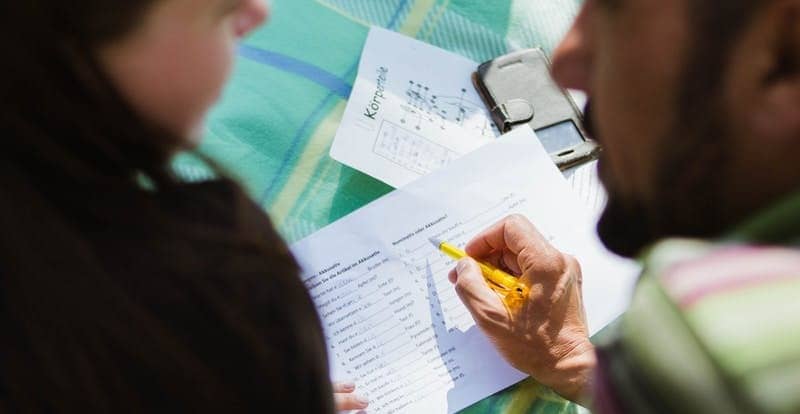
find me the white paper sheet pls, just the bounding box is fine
[565,160,608,220]
[294,126,638,413]
[330,27,499,188]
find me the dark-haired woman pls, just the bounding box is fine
[1,0,366,411]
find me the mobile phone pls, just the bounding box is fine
[472,49,599,170]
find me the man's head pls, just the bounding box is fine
[551,0,800,257]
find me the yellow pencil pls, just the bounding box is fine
[429,237,528,297]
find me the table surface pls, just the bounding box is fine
[178,1,586,412]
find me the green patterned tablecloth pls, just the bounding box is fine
[179,1,586,412]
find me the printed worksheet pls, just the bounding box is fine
[294,127,638,413]
[565,160,607,219]
[330,27,499,188]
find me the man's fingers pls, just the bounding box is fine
[453,259,507,328]
[461,250,501,272]
[448,268,458,284]
[474,250,520,275]
[454,259,494,303]
[332,381,355,393]
[334,393,369,411]
[502,249,522,275]
[332,382,368,411]
[466,215,564,277]
[464,220,508,258]
[465,215,548,259]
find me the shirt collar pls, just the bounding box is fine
[725,189,800,245]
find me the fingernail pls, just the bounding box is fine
[342,382,355,391]
[356,395,370,407]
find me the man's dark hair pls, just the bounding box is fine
[0,1,334,412]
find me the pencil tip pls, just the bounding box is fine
[428,237,442,248]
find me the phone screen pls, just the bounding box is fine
[535,120,584,154]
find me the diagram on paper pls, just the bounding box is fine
[331,27,500,188]
[374,120,459,175]
[372,80,497,176]
[401,81,499,139]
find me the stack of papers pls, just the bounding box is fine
[294,127,638,413]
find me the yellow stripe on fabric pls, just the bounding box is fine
[505,380,547,414]
[420,0,450,41]
[314,0,371,28]
[503,378,569,414]
[293,154,341,221]
[268,101,347,226]
[271,0,436,228]
[398,0,437,36]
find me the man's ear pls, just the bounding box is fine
[744,0,800,141]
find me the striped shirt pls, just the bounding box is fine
[592,190,800,414]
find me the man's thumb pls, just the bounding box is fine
[454,258,499,309]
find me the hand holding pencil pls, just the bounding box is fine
[441,215,595,404]
[429,237,529,301]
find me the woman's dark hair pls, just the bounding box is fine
[0,1,334,412]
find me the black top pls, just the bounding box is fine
[0,170,334,412]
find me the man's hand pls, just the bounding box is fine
[448,215,596,402]
[333,381,369,412]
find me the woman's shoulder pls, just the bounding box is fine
[159,179,284,245]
